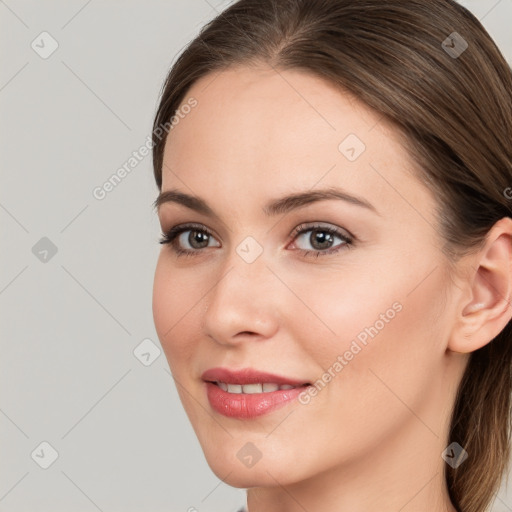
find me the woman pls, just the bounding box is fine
[150,1,512,511]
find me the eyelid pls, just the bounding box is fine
[159,220,355,259]
[289,221,354,241]
[161,222,220,244]
[160,221,351,245]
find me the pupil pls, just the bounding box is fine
[311,229,333,250]
[189,230,209,249]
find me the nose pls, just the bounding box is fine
[202,250,280,346]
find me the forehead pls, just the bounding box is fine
[161,64,434,222]
[166,64,381,162]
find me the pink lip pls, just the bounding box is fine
[201,367,309,386]
[201,367,310,419]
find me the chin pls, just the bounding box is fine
[206,458,287,488]
[200,442,307,489]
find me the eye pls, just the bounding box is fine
[288,223,353,258]
[158,223,220,257]
[158,222,354,258]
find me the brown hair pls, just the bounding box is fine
[151,1,512,510]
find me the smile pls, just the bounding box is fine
[201,367,311,418]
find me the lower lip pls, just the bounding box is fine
[205,382,308,418]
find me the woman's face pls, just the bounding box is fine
[152,64,464,488]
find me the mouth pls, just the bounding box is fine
[201,367,312,418]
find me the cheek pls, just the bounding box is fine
[283,267,403,366]
[152,255,200,368]
[321,267,447,420]
[152,256,174,342]
[292,260,447,408]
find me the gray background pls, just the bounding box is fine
[1,1,511,511]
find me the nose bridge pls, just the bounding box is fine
[216,231,270,295]
[203,237,278,342]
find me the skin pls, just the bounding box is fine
[152,64,512,512]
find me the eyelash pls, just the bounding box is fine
[158,222,354,259]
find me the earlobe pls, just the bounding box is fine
[448,217,512,354]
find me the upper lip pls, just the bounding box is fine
[201,367,310,386]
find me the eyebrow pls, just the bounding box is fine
[153,187,379,219]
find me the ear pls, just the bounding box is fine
[448,216,512,354]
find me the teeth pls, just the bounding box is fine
[227,384,242,393]
[242,383,263,394]
[217,382,298,394]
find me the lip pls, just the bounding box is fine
[201,367,311,419]
[201,367,310,386]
